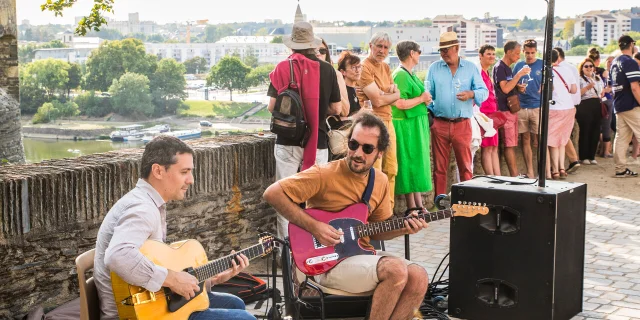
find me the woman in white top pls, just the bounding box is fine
[576,58,604,165]
[548,49,578,180]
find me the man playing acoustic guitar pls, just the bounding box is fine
[264,112,429,320]
[94,136,256,320]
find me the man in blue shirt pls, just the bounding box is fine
[427,31,488,196]
[513,39,543,178]
[611,35,640,177]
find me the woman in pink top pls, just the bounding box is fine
[478,45,501,176]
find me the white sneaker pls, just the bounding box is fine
[590,159,598,165]
[582,159,591,165]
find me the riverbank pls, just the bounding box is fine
[21,125,112,140]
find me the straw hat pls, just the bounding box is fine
[439,32,460,49]
[283,21,323,50]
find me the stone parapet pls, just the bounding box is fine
[0,135,276,318]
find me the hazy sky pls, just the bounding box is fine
[17,0,638,25]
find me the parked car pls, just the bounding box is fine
[200,120,213,127]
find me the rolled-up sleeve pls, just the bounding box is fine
[471,66,489,105]
[104,203,168,292]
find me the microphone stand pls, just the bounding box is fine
[537,0,556,188]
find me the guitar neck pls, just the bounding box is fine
[356,209,453,239]
[193,243,265,282]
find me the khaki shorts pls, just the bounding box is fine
[314,251,417,294]
[518,108,540,134]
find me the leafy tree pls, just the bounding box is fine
[567,45,593,56]
[75,91,113,117]
[19,78,50,114]
[150,59,187,115]
[243,47,259,68]
[183,56,209,74]
[41,0,115,36]
[32,102,60,124]
[207,56,251,101]
[21,58,70,98]
[44,40,66,48]
[271,36,283,43]
[562,20,575,40]
[247,64,275,87]
[18,43,38,63]
[109,73,154,117]
[347,43,353,50]
[55,100,81,119]
[570,36,586,47]
[66,63,82,98]
[126,33,147,41]
[84,38,158,92]
[147,34,166,43]
[604,40,619,54]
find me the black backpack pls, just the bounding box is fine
[270,59,309,146]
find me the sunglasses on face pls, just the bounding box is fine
[414,49,422,54]
[583,65,594,68]
[439,47,451,54]
[524,40,537,45]
[348,139,377,154]
[318,48,328,55]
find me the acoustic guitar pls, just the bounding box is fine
[111,234,274,319]
[289,203,489,276]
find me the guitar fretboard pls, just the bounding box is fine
[193,243,265,282]
[356,209,453,238]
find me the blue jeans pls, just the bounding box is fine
[188,292,256,320]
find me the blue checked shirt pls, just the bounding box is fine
[427,58,489,119]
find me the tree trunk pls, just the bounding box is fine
[0,0,25,164]
[229,89,233,101]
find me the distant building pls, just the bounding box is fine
[372,26,440,53]
[33,47,95,64]
[433,15,504,51]
[144,37,289,67]
[76,12,157,36]
[294,4,307,23]
[574,9,639,47]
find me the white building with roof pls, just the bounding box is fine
[574,10,637,47]
[432,15,503,51]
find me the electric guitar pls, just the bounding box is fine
[111,234,275,320]
[289,203,489,276]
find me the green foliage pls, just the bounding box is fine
[18,40,68,63]
[183,57,209,74]
[84,38,158,91]
[150,59,187,115]
[147,34,166,43]
[567,44,601,56]
[126,33,147,41]
[604,31,640,53]
[515,16,545,31]
[66,63,82,97]
[401,18,433,27]
[42,0,115,36]
[271,36,283,43]
[74,91,113,117]
[243,47,259,68]
[570,36,586,47]
[204,25,235,43]
[31,100,78,124]
[247,64,275,87]
[562,20,575,40]
[85,28,123,40]
[179,101,256,118]
[255,27,269,36]
[21,58,70,98]
[108,73,154,117]
[19,80,50,114]
[207,56,251,101]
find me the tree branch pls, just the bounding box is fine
[41,0,115,36]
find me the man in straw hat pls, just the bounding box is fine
[267,21,342,240]
[426,31,488,196]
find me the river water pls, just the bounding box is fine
[23,138,144,163]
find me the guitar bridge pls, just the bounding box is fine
[122,290,157,306]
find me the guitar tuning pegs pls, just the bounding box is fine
[473,202,477,206]
[483,203,487,207]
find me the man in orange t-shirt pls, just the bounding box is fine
[357,32,400,209]
[263,113,428,320]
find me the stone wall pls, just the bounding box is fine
[0,136,276,319]
[0,0,24,165]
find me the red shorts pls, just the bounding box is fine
[501,110,519,147]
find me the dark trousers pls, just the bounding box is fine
[576,98,603,161]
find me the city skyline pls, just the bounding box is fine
[18,0,639,26]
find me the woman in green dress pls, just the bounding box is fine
[392,40,433,210]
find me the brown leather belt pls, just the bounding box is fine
[435,117,466,123]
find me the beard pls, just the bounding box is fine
[346,154,374,174]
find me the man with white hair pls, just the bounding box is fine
[357,32,400,208]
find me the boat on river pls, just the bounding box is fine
[142,128,202,143]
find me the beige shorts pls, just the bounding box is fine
[518,108,540,134]
[314,251,417,294]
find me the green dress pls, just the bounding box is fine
[391,67,433,195]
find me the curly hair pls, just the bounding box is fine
[348,112,390,152]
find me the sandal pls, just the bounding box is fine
[559,169,567,179]
[551,172,560,180]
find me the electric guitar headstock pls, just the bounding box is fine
[451,202,490,218]
[258,233,276,256]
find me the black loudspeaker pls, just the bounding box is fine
[449,177,587,320]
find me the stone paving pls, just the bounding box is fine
[247,196,640,319]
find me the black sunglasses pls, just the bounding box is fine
[318,48,328,54]
[583,65,594,68]
[348,139,377,154]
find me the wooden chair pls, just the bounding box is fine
[75,249,100,320]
